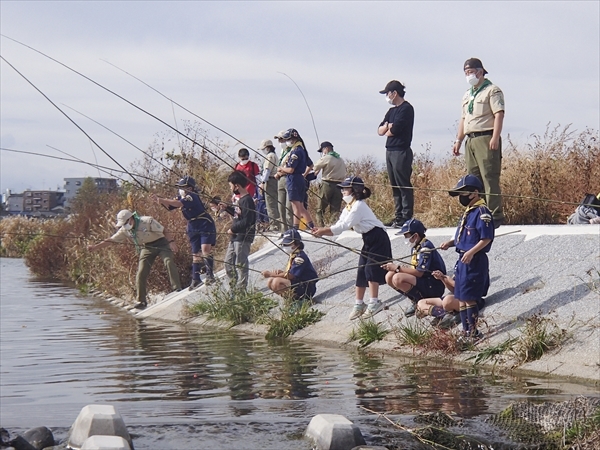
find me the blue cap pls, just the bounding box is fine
[399,218,426,235]
[281,229,301,246]
[449,174,483,196]
[337,176,364,189]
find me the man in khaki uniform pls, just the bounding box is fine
[313,141,347,226]
[257,138,280,232]
[87,209,181,308]
[452,58,505,226]
[274,130,294,233]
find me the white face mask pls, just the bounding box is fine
[282,245,294,254]
[404,233,418,248]
[211,207,218,213]
[178,189,186,197]
[280,142,287,150]
[239,159,249,165]
[466,73,479,86]
[386,94,395,105]
[122,223,132,231]
[286,140,294,148]
[342,194,354,204]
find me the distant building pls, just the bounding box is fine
[22,190,64,215]
[63,177,118,210]
[2,190,24,214]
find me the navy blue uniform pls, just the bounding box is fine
[411,238,447,298]
[176,192,217,251]
[285,144,308,202]
[453,200,494,301]
[287,249,318,300]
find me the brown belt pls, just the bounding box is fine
[467,130,493,138]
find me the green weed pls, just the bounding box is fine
[513,314,570,365]
[187,285,277,326]
[394,319,432,347]
[348,319,390,348]
[467,337,518,366]
[263,301,325,340]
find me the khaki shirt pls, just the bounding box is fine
[313,154,347,182]
[263,150,278,176]
[110,216,165,245]
[461,82,505,134]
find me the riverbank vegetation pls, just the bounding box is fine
[0,124,598,304]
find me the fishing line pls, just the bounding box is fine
[61,103,181,178]
[278,72,320,148]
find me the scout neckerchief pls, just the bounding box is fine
[467,79,492,114]
[455,199,486,245]
[284,247,300,275]
[279,145,293,165]
[345,197,356,211]
[329,150,341,158]
[411,237,427,267]
[130,211,142,254]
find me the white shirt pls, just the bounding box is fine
[330,200,385,235]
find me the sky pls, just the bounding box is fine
[1,1,599,194]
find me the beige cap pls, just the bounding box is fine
[258,139,274,150]
[115,209,133,227]
[273,130,287,139]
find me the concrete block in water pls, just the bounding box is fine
[67,405,132,450]
[305,414,366,450]
[81,436,131,450]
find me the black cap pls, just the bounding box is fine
[318,141,334,153]
[379,80,405,95]
[464,58,488,75]
[338,176,364,188]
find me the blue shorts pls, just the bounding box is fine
[188,228,217,253]
[286,174,306,202]
[453,252,490,302]
[291,281,317,301]
[415,275,445,298]
[356,227,392,288]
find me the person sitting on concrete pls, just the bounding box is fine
[567,193,600,224]
[381,219,446,317]
[416,271,486,329]
[261,228,318,303]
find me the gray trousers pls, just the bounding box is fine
[386,149,414,221]
[316,180,343,226]
[277,176,294,231]
[264,178,280,230]
[465,135,504,222]
[225,240,252,289]
[137,237,181,303]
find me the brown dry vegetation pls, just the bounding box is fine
[1,123,597,301]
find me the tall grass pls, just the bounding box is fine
[1,123,597,301]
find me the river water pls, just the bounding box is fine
[1,258,598,449]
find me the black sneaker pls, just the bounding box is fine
[188,279,204,291]
[385,219,403,228]
[404,302,417,317]
[132,302,147,309]
[438,312,461,329]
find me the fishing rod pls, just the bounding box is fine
[100,58,326,222]
[61,103,181,179]
[100,58,262,163]
[278,72,320,149]
[0,55,148,192]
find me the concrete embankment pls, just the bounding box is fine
[136,224,600,383]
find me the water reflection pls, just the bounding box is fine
[2,257,598,437]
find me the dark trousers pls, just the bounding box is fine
[386,149,414,221]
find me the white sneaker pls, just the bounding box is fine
[363,301,384,319]
[349,303,367,320]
